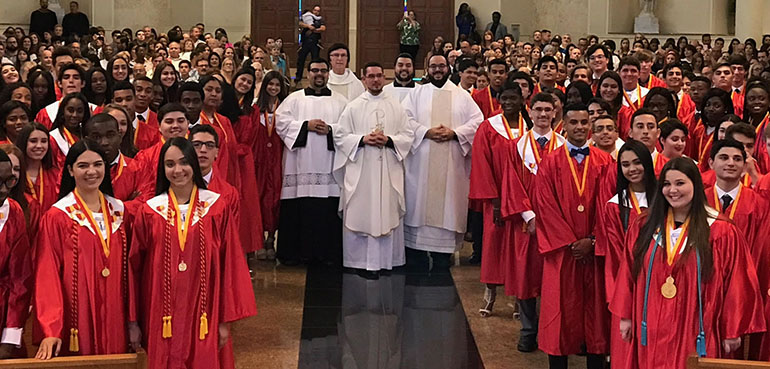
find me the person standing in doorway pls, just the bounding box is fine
[295,5,325,87]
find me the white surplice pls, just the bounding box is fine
[382,82,415,102]
[401,81,484,253]
[333,91,415,271]
[275,88,348,199]
[328,69,366,102]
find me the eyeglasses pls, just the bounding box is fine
[0,176,18,189]
[309,68,329,74]
[593,125,616,133]
[192,140,217,150]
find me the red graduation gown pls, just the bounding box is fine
[692,124,715,172]
[133,111,160,151]
[507,132,560,298]
[250,108,284,233]
[204,112,262,253]
[35,193,129,355]
[616,106,634,141]
[471,87,502,119]
[129,190,256,369]
[533,145,613,355]
[110,155,146,203]
[676,93,696,124]
[705,185,770,287]
[640,74,666,89]
[732,90,744,118]
[751,114,770,174]
[469,120,536,297]
[132,141,164,200]
[610,216,765,369]
[0,199,33,338]
[24,166,61,212]
[596,198,646,367]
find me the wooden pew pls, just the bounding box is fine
[688,356,770,368]
[0,349,146,368]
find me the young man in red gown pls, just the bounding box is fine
[533,103,614,368]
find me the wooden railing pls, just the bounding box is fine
[688,356,770,368]
[0,349,146,368]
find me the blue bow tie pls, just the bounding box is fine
[570,147,590,157]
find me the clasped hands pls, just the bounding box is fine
[307,119,330,135]
[425,125,456,142]
[363,129,388,147]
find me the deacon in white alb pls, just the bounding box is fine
[333,62,415,273]
[401,54,484,271]
[275,58,348,266]
[327,43,366,102]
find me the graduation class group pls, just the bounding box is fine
[3,1,770,369]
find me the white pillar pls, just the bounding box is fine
[735,0,764,40]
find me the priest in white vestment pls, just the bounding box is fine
[275,58,348,266]
[327,43,366,102]
[401,54,484,271]
[382,53,417,102]
[333,62,415,273]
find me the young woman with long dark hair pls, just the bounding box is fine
[597,139,657,368]
[129,138,256,368]
[16,123,59,211]
[49,93,91,167]
[610,157,764,369]
[253,70,288,257]
[596,71,634,140]
[35,140,131,359]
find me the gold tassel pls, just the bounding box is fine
[199,313,209,340]
[162,316,172,338]
[69,328,79,352]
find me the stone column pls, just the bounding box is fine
[735,0,764,40]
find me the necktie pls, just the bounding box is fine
[137,114,146,122]
[721,194,733,213]
[536,136,548,149]
[570,147,590,157]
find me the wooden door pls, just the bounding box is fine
[357,0,403,72]
[317,0,349,52]
[356,0,454,70]
[251,0,299,52]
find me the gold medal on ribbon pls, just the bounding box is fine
[577,204,585,213]
[661,276,677,299]
[102,268,110,278]
[178,261,188,272]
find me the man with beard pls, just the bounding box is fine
[590,115,623,159]
[472,58,507,119]
[401,54,483,272]
[383,53,415,101]
[333,62,414,276]
[275,59,347,266]
[30,0,58,38]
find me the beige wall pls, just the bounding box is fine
[0,0,250,40]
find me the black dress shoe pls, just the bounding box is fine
[356,269,380,280]
[468,253,481,265]
[517,339,538,353]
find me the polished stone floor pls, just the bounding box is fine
[232,242,585,369]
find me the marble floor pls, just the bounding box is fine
[234,243,586,369]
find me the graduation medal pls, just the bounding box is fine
[563,145,590,213]
[169,186,199,273]
[661,275,677,299]
[102,268,111,277]
[73,189,113,278]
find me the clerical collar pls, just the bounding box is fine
[430,77,449,89]
[394,80,416,88]
[304,87,333,97]
[202,170,213,185]
[716,182,740,199]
